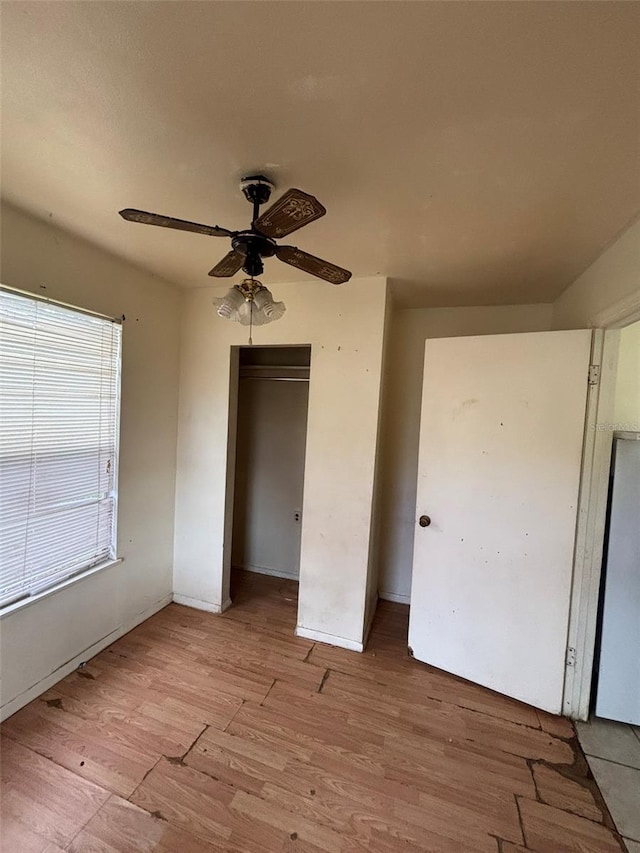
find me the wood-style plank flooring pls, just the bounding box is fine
[1,570,625,852]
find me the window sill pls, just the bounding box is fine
[0,558,124,619]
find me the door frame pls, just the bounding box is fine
[563,290,640,720]
[222,343,312,620]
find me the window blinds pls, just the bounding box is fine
[0,288,122,609]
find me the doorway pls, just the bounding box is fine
[229,345,311,630]
[591,317,640,726]
[573,317,640,849]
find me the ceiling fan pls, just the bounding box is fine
[119,175,352,285]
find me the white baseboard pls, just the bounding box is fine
[235,563,300,581]
[0,593,172,722]
[172,593,229,613]
[296,625,364,653]
[379,590,411,605]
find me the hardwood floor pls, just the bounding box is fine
[1,570,625,852]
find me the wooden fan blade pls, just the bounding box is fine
[254,189,326,238]
[275,246,351,285]
[119,208,232,238]
[208,250,245,277]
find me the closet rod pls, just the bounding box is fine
[240,364,309,371]
[240,376,309,383]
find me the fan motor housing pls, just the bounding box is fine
[231,230,277,277]
[232,231,277,259]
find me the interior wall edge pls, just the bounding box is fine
[551,217,640,330]
[362,593,378,651]
[363,280,393,638]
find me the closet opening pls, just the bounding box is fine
[229,345,311,632]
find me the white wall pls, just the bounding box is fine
[0,202,182,719]
[232,376,309,580]
[174,277,388,651]
[552,218,640,329]
[377,303,554,603]
[614,320,640,430]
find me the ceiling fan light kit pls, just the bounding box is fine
[213,278,286,328]
[119,173,351,339]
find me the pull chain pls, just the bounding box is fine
[248,276,254,345]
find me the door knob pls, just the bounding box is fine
[419,515,431,528]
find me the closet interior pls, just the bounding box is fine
[230,345,311,614]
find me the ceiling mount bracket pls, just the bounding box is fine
[240,174,275,208]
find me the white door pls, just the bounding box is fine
[408,330,592,714]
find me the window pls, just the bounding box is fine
[0,287,122,609]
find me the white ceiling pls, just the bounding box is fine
[2,1,639,307]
